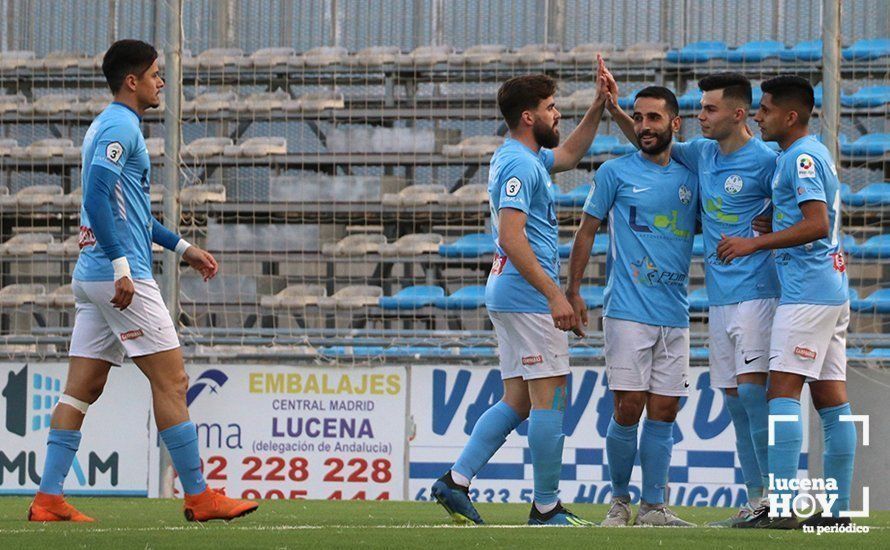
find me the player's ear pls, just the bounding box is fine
[124,73,138,93]
[671,114,681,133]
[786,109,799,128]
[520,109,534,128]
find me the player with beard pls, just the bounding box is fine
[432,61,611,526]
[567,86,698,527]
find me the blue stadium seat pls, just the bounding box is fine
[558,234,611,258]
[688,287,709,312]
[570,346,603,358]
[610,141,637,155]
[752,87,763,108]
[848,288,864,311]
[666,41,728,63]
[459,346,497,357]
[841,86,890,108]
[690,347,709,360]
[617,89,640,109]
[555,184,591,206]
[867,348,890,359]
[438,233,494,257]
[813,83,823,108]
[693,234,705,256]
[845,183,890,206]
[850,234,890,258]
[842,38,890,61]
[678,89,703,110]
[434,285,486,310]
[840,134,890,158]
[779,39,822,61]
[840,183,854,205]
[587,136,635,157]
[379,285,444,310]
[855,288,890,314]
[847,348,867,360]
[581,286,605,308]
[726,40,785,62]
[320,346,386,357]
[840,234,858,255]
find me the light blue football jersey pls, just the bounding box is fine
[485,138,558,313]
[583,151,698,328]
[771,135,848,305]
[74,102,154,282]
[671,138,781,306]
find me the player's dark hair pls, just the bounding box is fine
[698,72,752,107]
[102,39,158,94]
[634,86,680,118]
[761,75,815,124]
[497,74,557,129]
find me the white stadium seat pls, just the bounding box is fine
[0,233,54,255]
[438,183,489,205]
[379,233,443,256]
[180,184,226,205]
[38,51,87,70]
[225,137,287,157]
[0,93,27,114]
[301,46,348,67]
[0,139,19,156]
[451,44,507,66]
[46,235,80,257]
[185,91,239,114]
[0,284,46,307]
[15,185,64,206]
[193,48,245,69]
[317,285,383,309]
[297,91,345,111]
[0,50,35,70]
[322,234,388,256]
[347,46,401,67]
[442,135,505,158]
[398,45,453,66]
[182,137,232,158]
[609,42,669,63]
[503,43,561,65]
[260,284,327,308]
[249,47,298,69]
[239,90,298,112]
[19,138,79,159]
[30,94,80,115]
[145,138,165,158]
[382,184,448,206]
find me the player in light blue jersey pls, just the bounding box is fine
[567,86,697,527]
[604,70,780,525]
[718,76,855,530]
[29,40,257,524]
[433,62,613,527]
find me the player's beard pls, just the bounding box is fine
[636,126,672,155]
[532,119,560,149]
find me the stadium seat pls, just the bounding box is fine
[840,134,890,158]
[502,43,560,65]
[182,137,232,158]
[0,233,54,255]
[555,184,591,206]
[225,137,287,157]
[379,233,443,256]
[677,89,703,110]
[145,138,165,158]
[248,47,298,68]
[855,288,890,314]
[185,91,238,114]
[180,184,226,205]
[848,288,866,311]
[439,233,495,258]
[693,234,705,256]
[318,285,383,309]
[570,346,604,358]
[260,284,326,308]
[302,46,348,67]
[842,38,890,61]
[0,138,19,156]
[557,42,616,64]
[347,46,401,66]
[442,135,504,158]
[779,39,822,61]
[180,274,256,305]
[29,94,79,115]
[666,41,728,63]
[237,90,296,113]
[617,89,642,109]
[813,83,824,108]
[841,85,890,108]
[558,234,610,258]
[58,187,80,207]
[0,186,9,206]
[74,94,112,115]
[15,185,64,207]
[322,234,387,256]
[851,234,890,258]
[379,285,444,310]
[46,235,79,257]
[725,40,785,62]
[382,184,447,206]
[459,346,497,357]
[608,42,668,63]
[0,93,26,114]
[20,138,79,159]
[194,48,245,69]
[45,284,74,309]
[0,284,46,307]
[844,183,890,206]
[451,44,507,65]
[297,91,345,111]
[691,347,709,360]
[398,45,453,66]
[581,286,605,308]
[0,50,35,70]
[434,285,486,310]
[587,135,634,156]
[867,348,890,359]
[39,51,87,70]
[438,183,489,205]
[565,88,598,110]
[688,287,709,312]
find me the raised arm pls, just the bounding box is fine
[551,54,608,173]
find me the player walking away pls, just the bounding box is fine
[432,59,611,527]
[567,87,697,527]
[718,76,855,530]
[604,71,779,527]
[28,40,258,523]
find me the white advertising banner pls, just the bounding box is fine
[149,364,408,501]
[409,365,810,507]
[0,362,152,496]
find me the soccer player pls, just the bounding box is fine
[566,86,697,527]
[432,62,611,527]
[604,72,780,526]
[27,40,258,523]
[717,76,855,530]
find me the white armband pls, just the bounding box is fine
[112,257,131,281]
[174,239,192,256]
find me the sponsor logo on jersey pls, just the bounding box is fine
[794,346,817,360]
[120,329,144,342]
[521,355,544,365]
[630,255,687,287]
[797,154,816,178]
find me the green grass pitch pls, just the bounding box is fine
[1,497,885,548]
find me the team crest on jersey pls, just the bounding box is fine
[724,175,743,195]
[678,184,691,205]
[797,154,816,178]
[106,141,123,164]
[831,251,846,272]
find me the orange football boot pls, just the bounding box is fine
[28,492,95,522]
[183,488,259,522]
